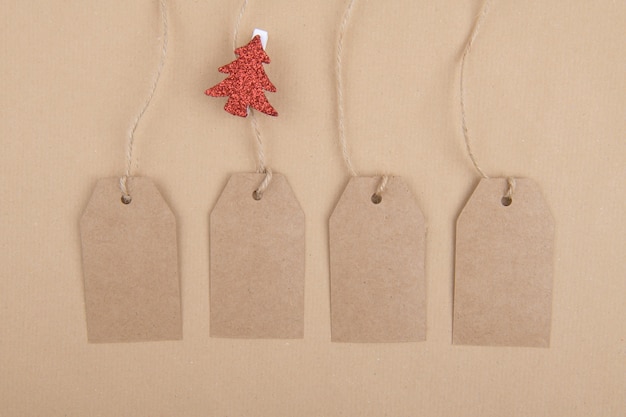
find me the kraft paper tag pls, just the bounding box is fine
[80,177,182,343]
[453,178,555,347]
[329,176,426,343]
[210,173,305,338]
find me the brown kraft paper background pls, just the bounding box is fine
[1,0,625,415]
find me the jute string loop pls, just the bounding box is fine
[503,177,516,202]
[336,0,388,197]
[372,174,388,203]
[461,0,517,198]
[120,0,169,203]
[234,0,273,197]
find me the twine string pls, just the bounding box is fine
[460,0,492,179]
[119,0,169,202]
[233,0,250,51]
[461,1,519,200]
[336,0,358,178]
[503,176,516,204]
[233,0,273,197]
[336,0,388,198]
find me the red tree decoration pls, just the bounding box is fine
[206,35,278,117]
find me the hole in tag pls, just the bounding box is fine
[252,190,263,201]
[371,193,382,204]
[501,196,512,206]
[121,195,132,205]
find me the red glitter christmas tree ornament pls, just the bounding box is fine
[206,35,278,117]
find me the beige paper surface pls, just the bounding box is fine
[330,176,426,342]
[210,173,305,338]
[79,177,181,343]
[2,1,626,415]
[453,178,554,347]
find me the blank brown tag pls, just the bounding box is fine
[80,177,182,343]
[329,176,426,343]
[210,173,305,338]
[453,178,555,347]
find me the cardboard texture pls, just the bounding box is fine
[80,177,182,343]
[453,178,554,347]
[2,1,626,415]
[210,173,305,338]
[330,176,426,342]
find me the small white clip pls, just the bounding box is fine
[252,28,268,49]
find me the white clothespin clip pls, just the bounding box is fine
[252,28,268,49]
